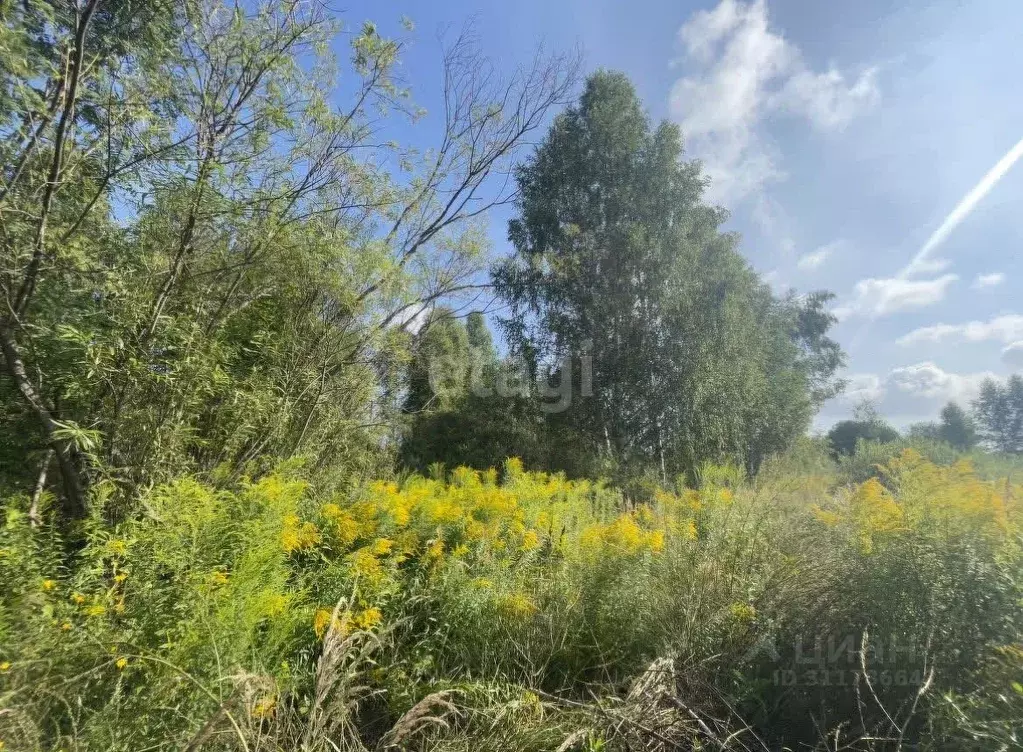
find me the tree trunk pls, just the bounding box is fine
[0,322,87,517]
[28,449,54,527]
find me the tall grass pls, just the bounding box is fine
[1,450,1021,750]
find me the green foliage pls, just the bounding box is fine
[4,5,1019,751]
[924,403,977,450]
[404,309,481,414]
[0,0,573,516]
[0,473,321,749]
[827,418,901,457]
[494,71,844,485]
[399,311,602,477]
[3,453,1021,750]
[974,374,1023,453]
[402,391,601,478]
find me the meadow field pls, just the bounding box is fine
[2,443,1021,750]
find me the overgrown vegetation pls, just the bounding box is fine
[3,449,1022,750]
[2,1,1022,750]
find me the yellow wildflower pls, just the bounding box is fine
[395,529,420,554]
[520,689,543,718]
[354,607,383,631]
[426,497,461,524]
[647,529,665,553]
[313,607,351,639]
[0,662,10,672]
[349,548,384,581]
[105,539,127,557]
[313,608,332,638]
[388,498,411,527]
[604,514,645,554]
[83,605,106,618]
[281,514,321,553]
[349,500,380,534]
[464,519,487,540]
[498,592,538,620]
[425,539,444,561]
[321,502,343,518]
[261,593,288,617]
[71,593,86,605]
[579,524,604,553]
[208,571,229,587]
[371,537,394,556]
[682,489,703,512]
[728,602,757,623]
[333,515,362,547]
[252,696,276,720]
[60,622,72,631]
[452,466,480,487]
[811,506,842,527]
[521,530,541,552]
[115,657,128,670]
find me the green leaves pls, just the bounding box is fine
[495,72,844,484]
[973,375,1023,453]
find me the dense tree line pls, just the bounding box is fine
[0,0,574,518]
[2,0,850,518]
[406,73,845,486]
[974,374,1023,453]
[828,380,1023,459]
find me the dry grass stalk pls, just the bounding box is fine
[376,689,461,749]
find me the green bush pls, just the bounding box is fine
[2,453,1021,750]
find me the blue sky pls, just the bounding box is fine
[338,0,1023,429]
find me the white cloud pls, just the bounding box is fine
[842,373,885,404]
[771,67,880,131]
[669,0,879,204]
[838,274,958,318]
[797,240,840,270]
[1002,341,1023,368]
[824,364,1000,425]
[888,361,995,403]
[972,272,1006,289]
[897,313,1023,346]
[830,305,854,322]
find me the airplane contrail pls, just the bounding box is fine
[902,134,1023,278]
[847,134,1023,348]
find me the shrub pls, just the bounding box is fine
[1,452,1021,750]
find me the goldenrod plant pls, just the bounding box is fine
[0,1,1020,749]
[2,451,1021,749]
